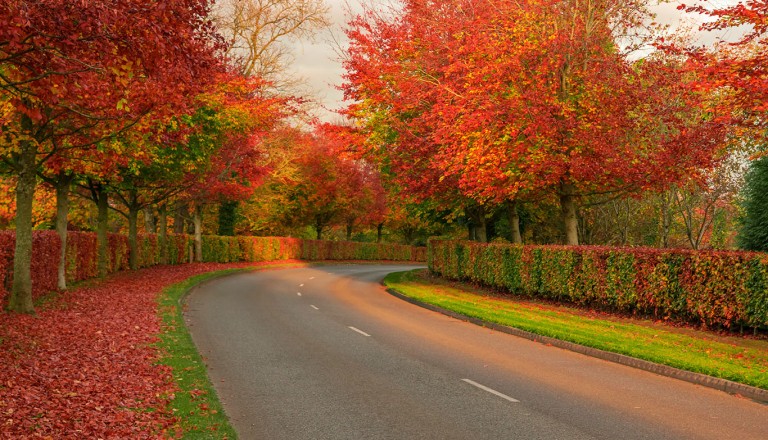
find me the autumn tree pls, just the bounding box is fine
[342,0,727,245]
[181,75,296,260]
[0,0,222,313]
[682,1,768,142]
[237,127,307,236]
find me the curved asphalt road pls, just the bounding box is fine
[185,264,768,440]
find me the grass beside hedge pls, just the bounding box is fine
[384,270,768,390]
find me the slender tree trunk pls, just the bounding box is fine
[193,204,203,262]
[377,223,384,243]
[467,206,488,243]
[128,192,139,270]
[144,208,156,234]
[659,190,672,248]
[346,220,353,241]
[315,218,323,240]
[55,173,73,290]
[174,203,187,234]
[8,136,37,313]
[158,204,168,265]
[403,226,414,245]
[560,182,579,246]
[96,185,109,278]
[507,201,522,244]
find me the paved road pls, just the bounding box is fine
[185,264,768,440]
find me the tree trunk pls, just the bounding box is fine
[377,223,384,243]
[476,218,488,243]
[659,190,672,248]
[507,201,522,244]
[193,204,203,263]
[174,203,187,234]
[55,173,73,290]
[403,226,414,245]
[96,185,109,278]
[128,192,140,270]
[467,206,488,243]
[8,136,37,313]
[560,182,579,246]
[143,208,156,234]
[315,218,323,240]
[158,204,168,265]
[346,220,353,241]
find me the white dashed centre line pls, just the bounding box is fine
[462,379,520,403]
[348,326,371,337]
[309,277,315,280]
[297,292,302,297]
[300,284,304,287]
[310,305,319,310]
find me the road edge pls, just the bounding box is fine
[385,287,768,405]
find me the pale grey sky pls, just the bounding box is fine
[292,0,741,122]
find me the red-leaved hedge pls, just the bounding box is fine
[428,239,768,330]
[0,231,426,306]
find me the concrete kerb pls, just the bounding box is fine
[385,287,768,405]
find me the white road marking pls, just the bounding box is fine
[300,284,304,287]
[462,379,520,403]
[348,326,371,337]
[309,277,315,280]
[311,305,319,310]
[297,292,302,297]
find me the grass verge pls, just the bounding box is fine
[385,270,768,391]
[156,269,247,439]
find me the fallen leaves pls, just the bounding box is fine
[0,262,255,439]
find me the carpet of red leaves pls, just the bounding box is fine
[0,262,264,439]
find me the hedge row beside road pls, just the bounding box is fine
[0,231,426,305]
[428,240,768,330]
[199,236,426,263]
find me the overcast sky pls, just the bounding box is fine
[291,0,741,122]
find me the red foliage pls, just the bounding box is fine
[0,231,60,305]
[343,0,726,209]
[0,262,258,439]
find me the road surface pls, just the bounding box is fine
[185,264,767,439]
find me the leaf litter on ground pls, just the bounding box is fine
[0,262,281,439]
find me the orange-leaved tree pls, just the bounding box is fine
[342,0,728,245]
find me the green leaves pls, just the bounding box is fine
[429,239,768,331]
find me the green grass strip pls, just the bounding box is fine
[156,269,246,439]
[385,270,768,390]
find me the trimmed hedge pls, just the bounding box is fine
[0,231,426,305]
[428,239,768,330]
[197,236,426,263]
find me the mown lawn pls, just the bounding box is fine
[385,269,768,390]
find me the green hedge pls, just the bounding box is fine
[428,239,768,330]
[198,236,426,263]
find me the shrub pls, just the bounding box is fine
[428,239,768,331]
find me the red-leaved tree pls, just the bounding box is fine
[0,0,223,312]
[342,0,728,245]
